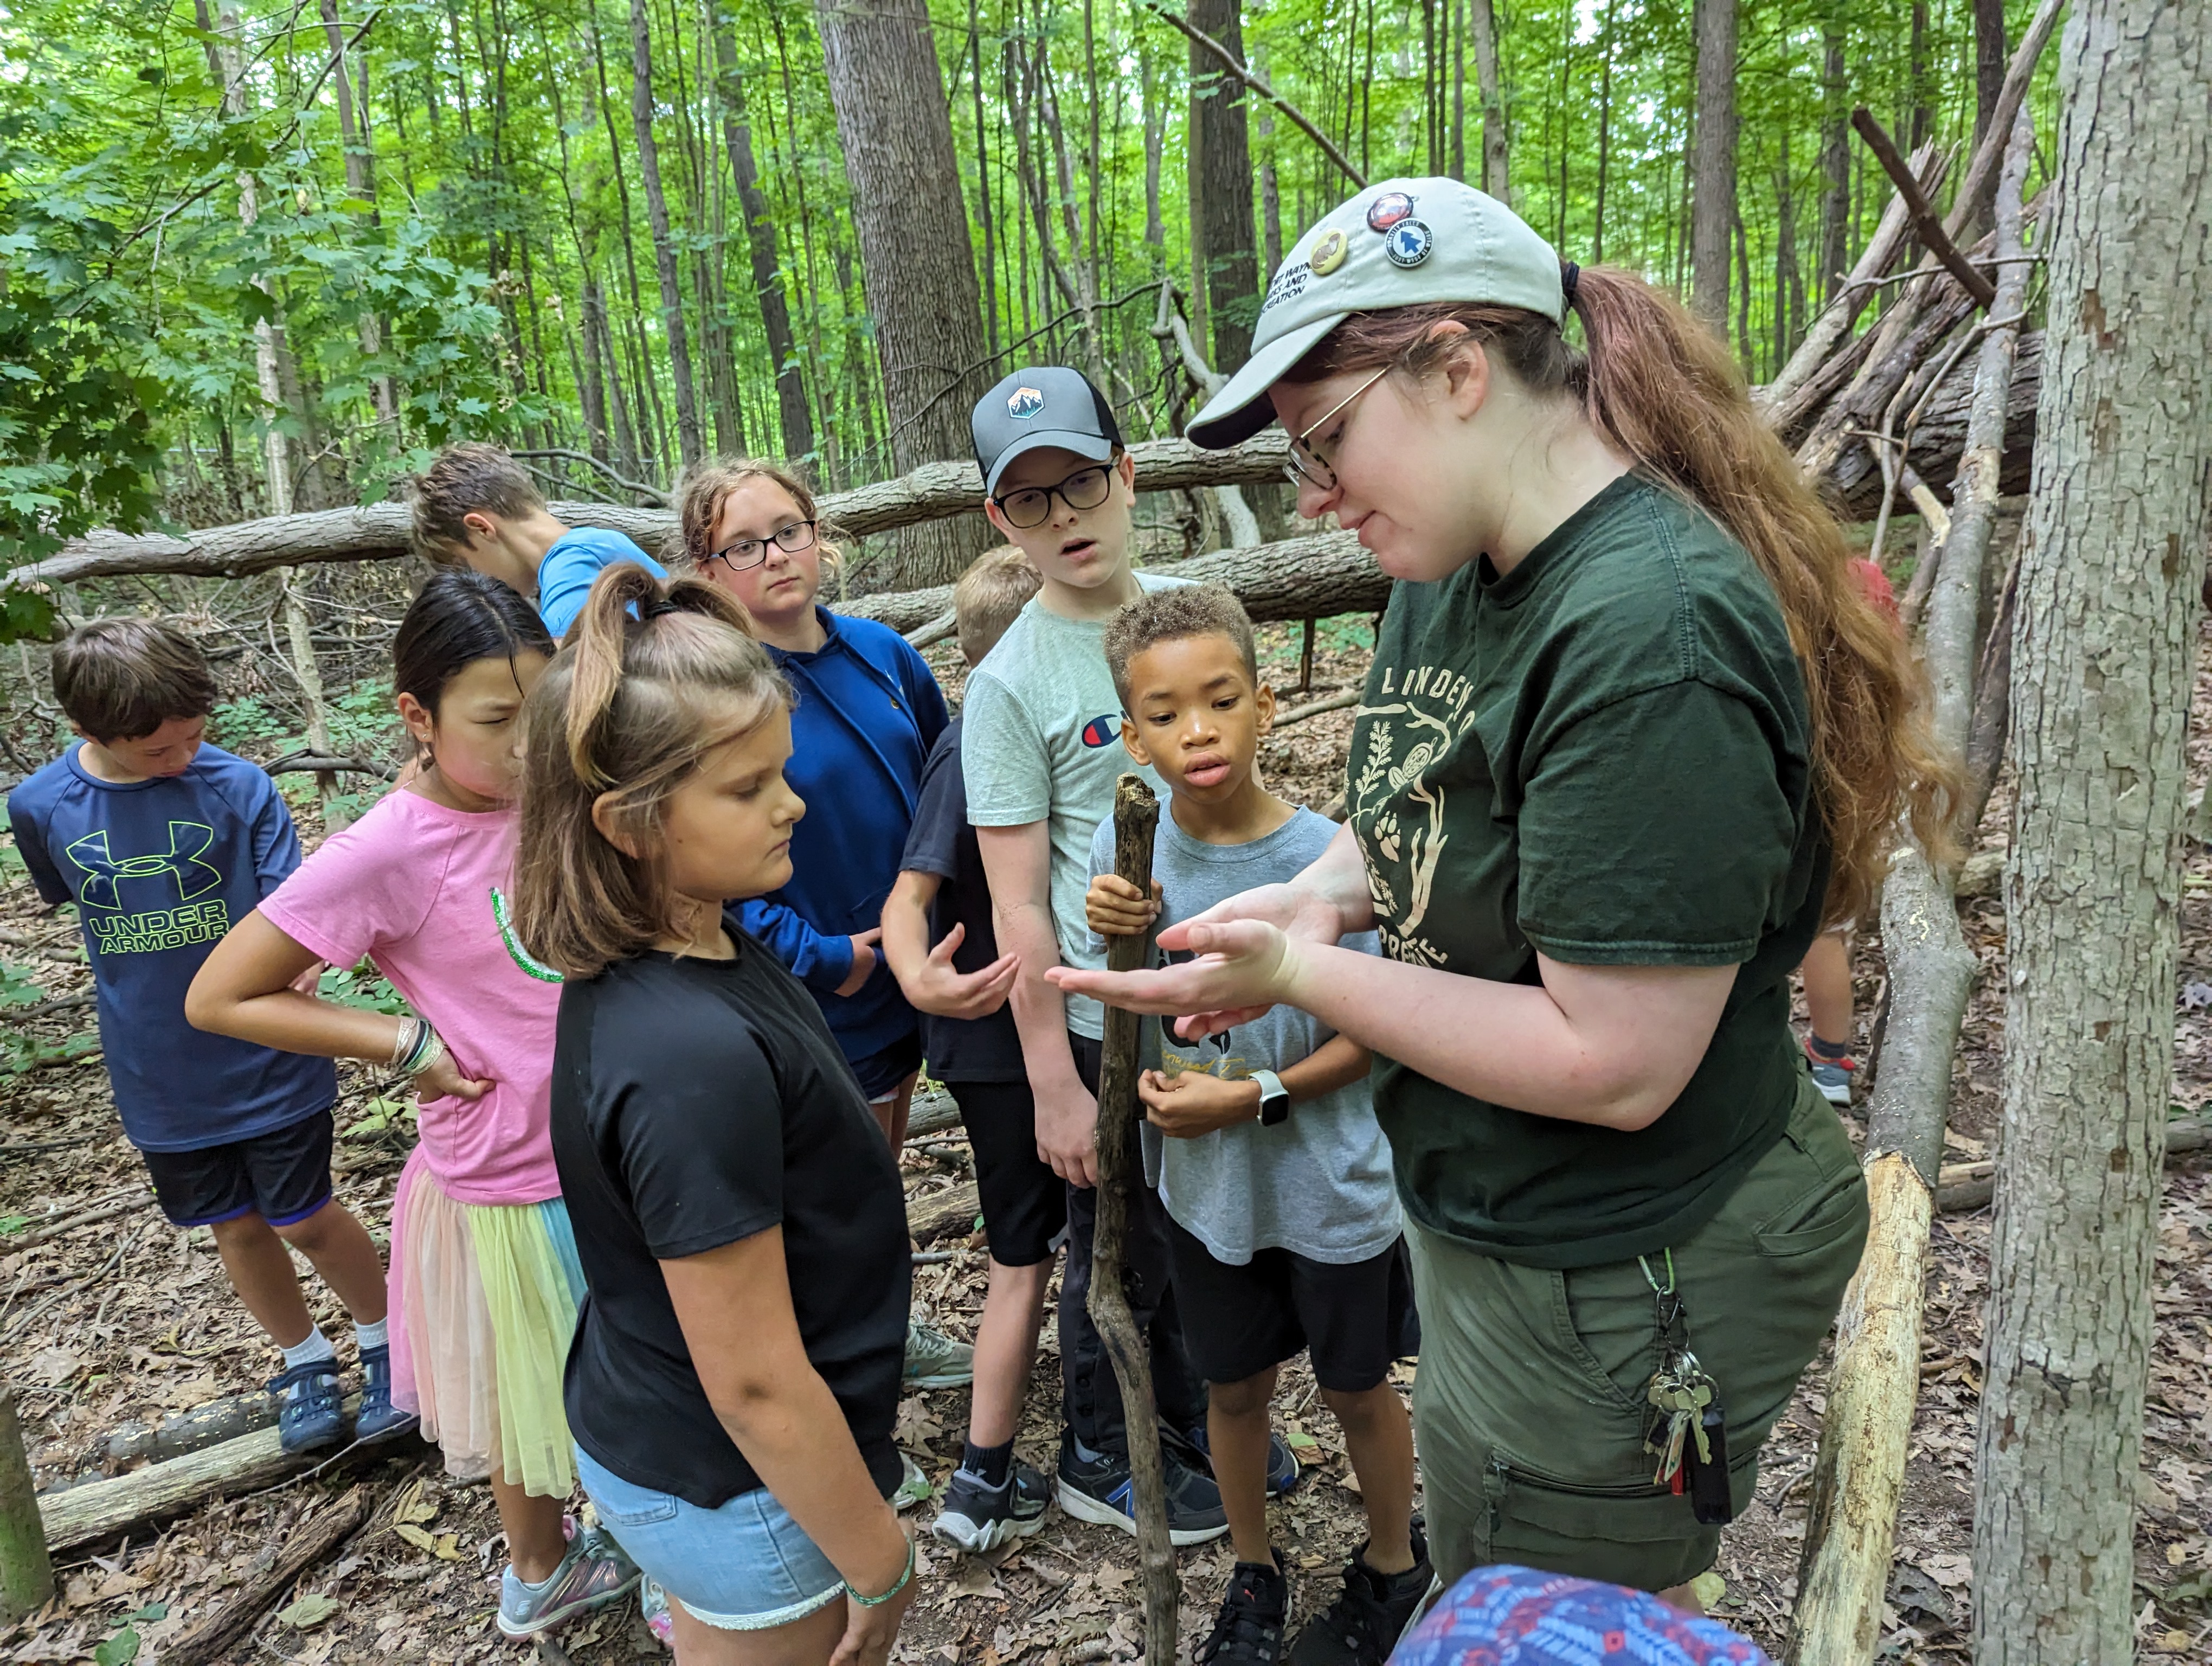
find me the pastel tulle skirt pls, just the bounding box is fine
[387,1145,585,1497]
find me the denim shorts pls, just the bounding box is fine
[575,1446,843,1630]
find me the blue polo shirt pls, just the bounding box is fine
[6,744,336,1151]
[537,527,667,638]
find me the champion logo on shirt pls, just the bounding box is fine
[1079,714,1120,748]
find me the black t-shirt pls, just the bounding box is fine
[552,938,911,1507]
[898,717,1025,1082]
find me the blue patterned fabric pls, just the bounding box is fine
[1390,1566,1773,1666]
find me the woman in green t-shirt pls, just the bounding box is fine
[1051,178,1952,1606]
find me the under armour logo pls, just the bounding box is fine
[66,822,223,911]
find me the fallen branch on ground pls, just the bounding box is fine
[1935,1123,2211,1214]
[159,1486,370,1666]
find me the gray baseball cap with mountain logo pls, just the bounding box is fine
[1187,177,1567,450]
[971,366,1124,496]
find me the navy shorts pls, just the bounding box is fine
[1165,1213,1420,1393]
[848,1032,924,1101]
[139,1110,335,1229]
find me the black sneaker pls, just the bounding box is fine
[930,1458,1051,1553]
[1287,1529,1433,1666]
[1055,1434,1230,1546]
[1198,1550,1291,1665]
[1165,1420,1302,1497]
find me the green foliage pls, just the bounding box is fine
[319,960,406,1016]
[0,956,46,1008]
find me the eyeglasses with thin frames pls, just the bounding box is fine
[1283,367,1391,493]
[709,519,819,572]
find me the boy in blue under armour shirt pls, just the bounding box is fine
[410,441,666,639]
[6,620,414,1454]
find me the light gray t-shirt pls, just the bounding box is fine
[963,572,1191,1041]
[1087,805,1400,1265]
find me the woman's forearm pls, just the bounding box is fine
[1279,943,1732,1130]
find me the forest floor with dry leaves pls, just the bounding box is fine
[2,613,2209,1665]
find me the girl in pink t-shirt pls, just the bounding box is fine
[190,571,636,1642]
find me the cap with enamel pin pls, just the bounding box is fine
[1186,176,1568,451]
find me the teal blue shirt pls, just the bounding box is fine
[537,527,666,638]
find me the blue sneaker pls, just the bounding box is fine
[268,1360,345,1455]
[354,1343,419,1445]
[1168,1421,1302,1498]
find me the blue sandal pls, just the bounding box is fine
[268,1359,345,1454]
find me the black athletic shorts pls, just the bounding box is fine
[850,1031,924,1101]
[1164,1212,1420,1392]
[948,1077,1065,1267]
[139,1110,335,1229]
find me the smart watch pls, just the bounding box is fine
[1252,1069,1291,1127]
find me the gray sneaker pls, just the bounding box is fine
[496,1519,641,1638]
[903,1318,975,1389]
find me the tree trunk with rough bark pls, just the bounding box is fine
[629,0,704,469]
[1690,0,1737,331]
[1190,0,1258,375]
[814,0,994,588]
[1973,0,2008,148]
[1975,7,2212,1663]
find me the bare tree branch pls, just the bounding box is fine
[1142,3,1366,190]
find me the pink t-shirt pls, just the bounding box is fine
[259,790,561,1206]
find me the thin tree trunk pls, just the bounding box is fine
[1690,0,1737,330]
[1908,2,1932,152]
[629,0,704,467]
[1592,0,1616,262]
[1817,24,1849,308]
[1190,0,1258,375]
[712,11,813,466]
[1973,0,2008,148]
[1976,7,2212,1663]
[588,277,642,476]
[1469,0,1506,200]
[1142,46,1166,260]
[590,14,672,476]
[969,0,999,351]
[1450,0,1465,182]
[317,0,396,430]
[813,0,993,588]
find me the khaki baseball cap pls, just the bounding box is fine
[1187,177,1566,450]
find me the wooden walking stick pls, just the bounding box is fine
[0,1385,55,1624]
[1088,774,1179,1661]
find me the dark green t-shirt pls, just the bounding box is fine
[1350,473,1828,1270]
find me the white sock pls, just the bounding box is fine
[280,1327,336,1397]
[354,1318,389,1352]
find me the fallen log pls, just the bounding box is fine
[36,1394,424,1553]
[6,434,1290,592]
[905,1180,982,1245]
[161,1485,369,1666]
[1935,1123,2210,1214]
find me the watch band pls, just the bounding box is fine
[1252,1069,1291,1127]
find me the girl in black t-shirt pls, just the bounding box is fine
[512,565,917,1665]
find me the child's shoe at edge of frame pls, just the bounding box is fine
[352,1343,420,1445]
[1287,1527,1433,1666]
[267,1360,345,1456]
[1197,1549,1292,1665]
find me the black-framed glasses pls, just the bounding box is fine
[709,519,818,571]
[1284,367,1391,492]
[992,465,1115,530]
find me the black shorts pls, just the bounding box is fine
[1165,1213,1420,1393]
[139,1110,335,1230]
[948,1078,1065,1267]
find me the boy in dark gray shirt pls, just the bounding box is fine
[1086,587,1427,1666]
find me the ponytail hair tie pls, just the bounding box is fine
[1560,261,1582,309]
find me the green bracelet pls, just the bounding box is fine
[846,1533,916,1607]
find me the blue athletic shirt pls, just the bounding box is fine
[6,744,336,1151]
[536,527,667,639]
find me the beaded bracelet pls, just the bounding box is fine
[846,1534,916,1608]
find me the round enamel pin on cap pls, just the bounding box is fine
[1366,190,1417,232]
[1309,227,1348,275]
[1384,219,1434,267]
